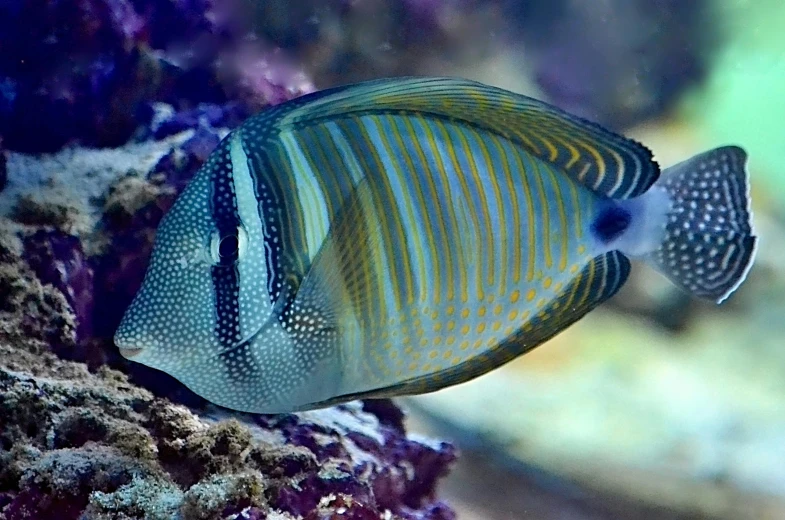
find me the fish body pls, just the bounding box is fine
[115,77,757,413]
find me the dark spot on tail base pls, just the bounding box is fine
[592,205,631,244]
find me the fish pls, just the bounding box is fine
[114,77,758,414]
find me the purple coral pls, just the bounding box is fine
[255,404,457,520]
[0,0,313,153]
[150,101,248,140]
[216,39,316,111]
[0,350,457,519]
[0,0,152,152]
[22,230,94,348]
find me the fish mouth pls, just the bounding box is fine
[118,346,144,359]
[114,330,144,359]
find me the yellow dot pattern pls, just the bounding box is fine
[357,248,592,390]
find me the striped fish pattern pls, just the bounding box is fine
[115,77,757,413]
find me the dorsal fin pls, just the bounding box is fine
[308,250,631,406]
[275,77,660,199]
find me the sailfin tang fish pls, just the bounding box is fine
[114,77,757,413]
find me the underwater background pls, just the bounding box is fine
[0,0,783,518]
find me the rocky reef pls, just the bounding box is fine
[0,0,313,153]
[0,342,455,520]
[0,2,458,517]
[0,96,456,520]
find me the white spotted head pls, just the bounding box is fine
[114,131,277,405]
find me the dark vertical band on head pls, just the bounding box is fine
[209,140,244,348]
[249,145,289,305]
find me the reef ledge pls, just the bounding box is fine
[0,341,456,520]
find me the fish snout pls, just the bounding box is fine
[118,345,144,359]
[114,323,147,360]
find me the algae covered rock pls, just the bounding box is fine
[0,343,456,520]
[0,51,455,520]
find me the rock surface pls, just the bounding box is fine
[0,70,455,520]
[0,0,313,153]
[0,342,456,520]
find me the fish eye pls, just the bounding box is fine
[209,226,248,265]
[219,235,239,258]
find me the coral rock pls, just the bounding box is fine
[21,230,95,345]
[0,229,77,356]
[0,344,456,520]
[0,0,313,153]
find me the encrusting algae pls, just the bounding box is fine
[0,342,455,519]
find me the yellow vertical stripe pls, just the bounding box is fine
[509,149,538,282]
[529,157,553,269]
[451,125,495,298]
[541,164,570,273]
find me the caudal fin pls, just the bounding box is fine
[645,146,757,303]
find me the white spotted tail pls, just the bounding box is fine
[641,146,757,303]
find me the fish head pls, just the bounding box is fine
[113,164,225,373]
[114,144,273,385]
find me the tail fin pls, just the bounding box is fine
[645,146,757,303]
